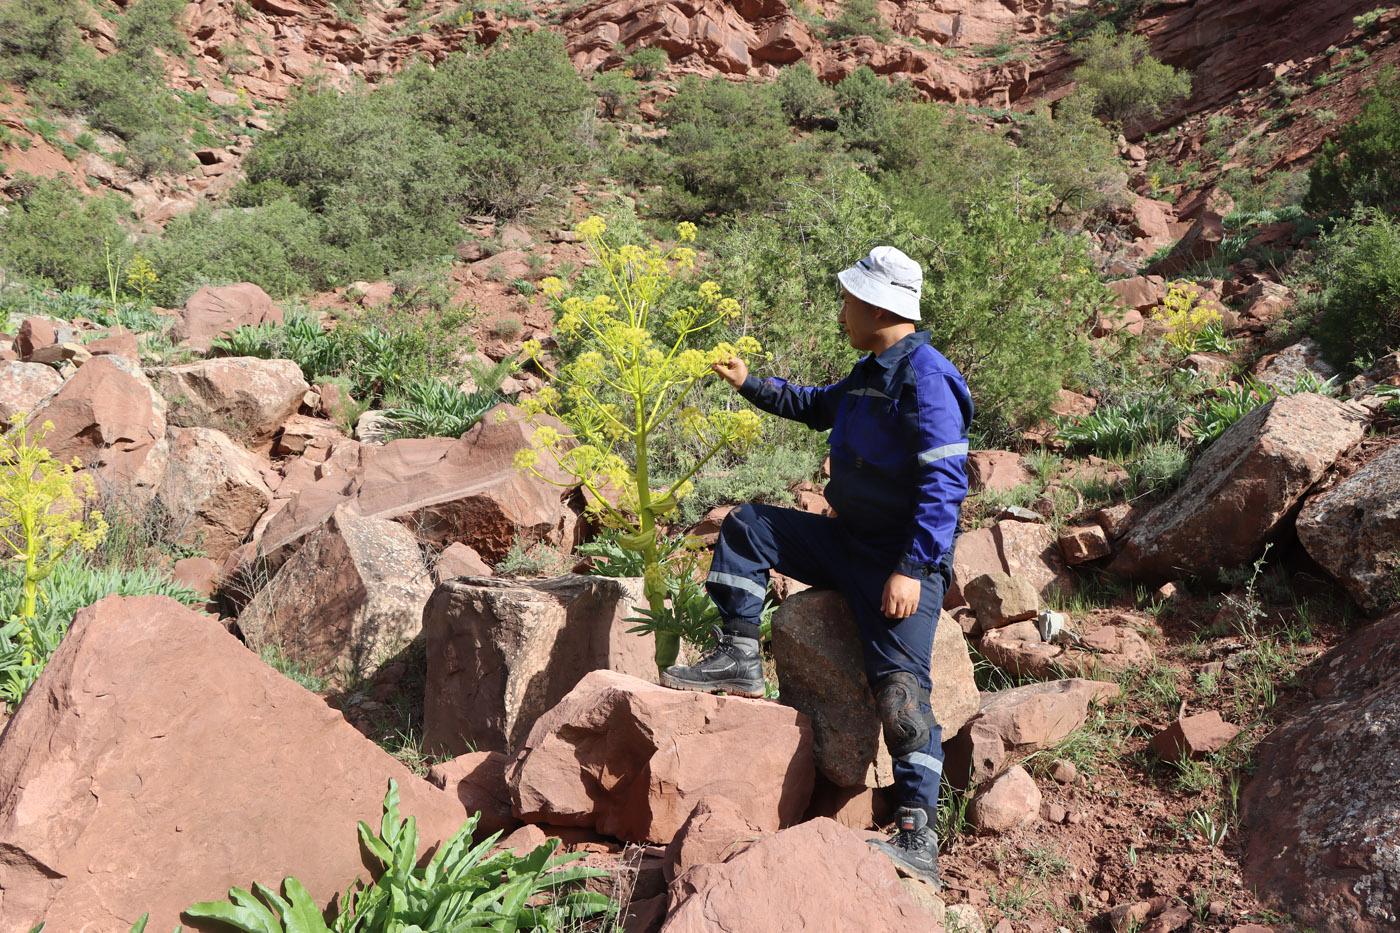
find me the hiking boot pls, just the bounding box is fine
[661,626,765,698]
[869,806,941,889]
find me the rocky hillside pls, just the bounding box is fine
[2,1,1400,932]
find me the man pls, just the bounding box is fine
[661,245,972,888]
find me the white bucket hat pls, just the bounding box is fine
[837,246,923,321]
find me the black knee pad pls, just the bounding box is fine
[874,671,934,758]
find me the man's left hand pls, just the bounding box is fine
[882,572,921,619]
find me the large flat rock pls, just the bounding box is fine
[1297,442,1400,614]
[1109,393,1369,583]
[0,595,468,933]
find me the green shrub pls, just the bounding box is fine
[835,67,906,156]
[0,0,83,86]
[591,68,639,119]
[186,780,614,932]
[774,62,837,127]
[920,178,1108,429]
[381,378,503,439]
[655,76,803,218]
[1016,96,1129,219]
[234,30,591,285]
[826,0,893,41]
[0,556,203,708]
[148,198,333,302]
[0,175,129,289]
[1311,209,1400,369]
[1305,66,1400,214]
[1056,387,1187,457]
[625,45,669,80]
[1070,24,1192,127]
[1186,377,1278,446]
[1127,440,1191,496]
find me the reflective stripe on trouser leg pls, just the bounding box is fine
[892,717,945,812]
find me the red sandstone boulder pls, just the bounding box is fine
[435,541,495,580]
[15,316,57,359]
[0,360,62,423]
[1059,524,1111,564]
[237,504,433,682]
[963,571,1039,631]
[158,426,272,563]
[426,751,519,838]
[772,592,978,787]
[1129,196,1175,240]
[662,796,763,883]
[26,354,168,497]
[969,765,1041,833]
[0,595,469,933]
[998,519,1077,600]
[1297,442,1400,614]
[967,449,1032,493]
[162,356,310,443]
[979,614,1153,681]
[350,411,575,562]
[1104,275,1167,312]
[423,574,656,756]
[1153,711,1240,762]
[86,326,140,361]
[1150,211,1225,277]
[1240,609,1400,932]
[174,282,283,351]
[507,670,815,844]
[661,818,940,933]
[946,678,1120,786]
[1109,394,1370,584]
[946,525,1002,608]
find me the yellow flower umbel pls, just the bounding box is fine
[0,416,107,669]
[516,218,765,673]
[1156,282,1223,356]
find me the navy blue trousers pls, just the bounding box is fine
[706,503,954,815]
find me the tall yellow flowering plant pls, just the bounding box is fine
[0,417,107,667]
[515,217,765,674]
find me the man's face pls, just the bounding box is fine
[838,289,883,352]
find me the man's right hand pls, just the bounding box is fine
[711,356,748,389]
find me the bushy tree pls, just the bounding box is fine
[1305,66,1400,215]
[148,198,333,303]
[656,76,802,218]
[1070,24,1191,127]
[834,67,907,156]
[0,176,129,289]
[592,68,640,120]
[225,30,592,287]
[774,62,837,127]
[1311,208,1400,369]
[0,0,190,167]
[826,0,894,41]
[1017,97,1129,220]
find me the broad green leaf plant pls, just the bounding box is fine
[0,417,106,692]
[514,217,765,674]
[185,779,613,933]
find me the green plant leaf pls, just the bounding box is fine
[184,887,284,933]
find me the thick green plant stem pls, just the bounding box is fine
[634,424,679,674]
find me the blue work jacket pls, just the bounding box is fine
[738,330,973,578]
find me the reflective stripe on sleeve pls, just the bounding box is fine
[916,441,969,465]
